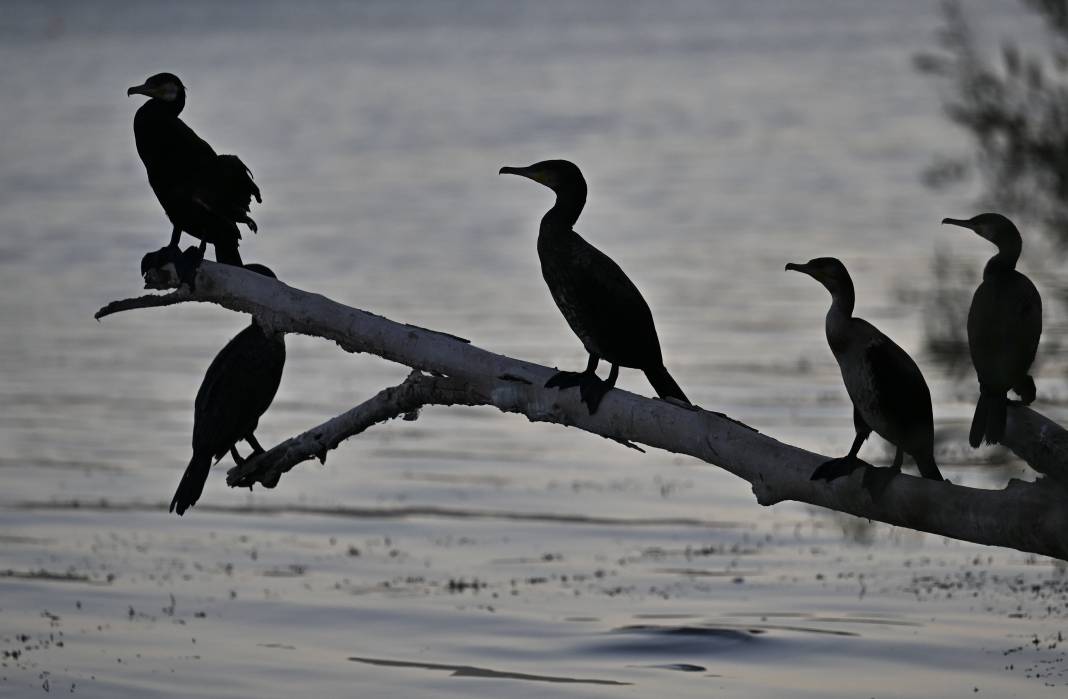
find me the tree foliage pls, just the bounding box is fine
[917,0,1068,245]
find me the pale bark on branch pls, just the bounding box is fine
[97,262,1068,560]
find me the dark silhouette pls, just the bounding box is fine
[786,257,944,496]
[499,160,689,415]
[171,264,285,515]
[128,73,261,269]
[942,214,1042,447]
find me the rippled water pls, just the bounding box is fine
[2,1,1067,696]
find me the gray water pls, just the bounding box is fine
[1,1,1066,696]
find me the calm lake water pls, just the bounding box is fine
[1,1,1066,696]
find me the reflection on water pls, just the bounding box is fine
[349,656,633,686]
[1,0,1067,697]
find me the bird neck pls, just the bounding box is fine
[144,94,185,118]
[541,186,586,230]
[985,238,1021,277]
[824,284,855,347]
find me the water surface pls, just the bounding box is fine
[1,1,1066,696]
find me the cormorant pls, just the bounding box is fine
[128,73,261,268]
[942,213,1042,447]
[499,159,690,415]
[786,257,944,494]
[170,264,285,515]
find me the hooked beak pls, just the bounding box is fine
[499,165,549,186]
[127,82,152,98]
[941,217,975,230]
[499,165,530,177]
[785,261,810,274]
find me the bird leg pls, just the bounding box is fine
[229,445,246,465]
[1013,375,1037,405]
[811,422,870,482]
[247,434,266,454]
[239,435,275,489]
[246,434,281,489]
[578,363,618,415]
[168,225,182,248]
[861,445,903,500]
[546,355,613,415]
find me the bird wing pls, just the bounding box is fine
[853,319,933,445]
[136,110,259,232]
[550,231,663,365]
[152,118,218,178]
[192,325,285,460]
[967,272,1042,385]
[140,117,218,206]
[1017,273,1043,366]
[190,155,262,231]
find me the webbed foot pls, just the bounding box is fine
[545,370,612,415]
[578,376,612,415]
[141,244,182,286]
[174,245,204,290]
[861,466,900,501]
[810,456,864,482]
[545,371,589,390]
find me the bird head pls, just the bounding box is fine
[785,256,853,297]
[941,213,1021,249]
[243,263,278,280]
[127,73,185,102]
[499,159,586,196]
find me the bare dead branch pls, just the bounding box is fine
[94,288,193,320]
[97,261,1068,560]
[227,371,478,488]
[1004,405,1068,489]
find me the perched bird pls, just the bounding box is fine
[170,264,285,515]
[128,72,261,267]
[942,214,1042,447]
[499,159,689,415]
[786,257,943,495]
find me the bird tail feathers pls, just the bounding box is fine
[214,239,243,266]
[914,452,944,481]
[970,391,1007,448]
[968,394,987,449]
[170,452,212,516]
[644,365,690,405]
[210,154,262,232]
[986,393,1007,445]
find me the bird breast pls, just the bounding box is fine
[543,263,603,355]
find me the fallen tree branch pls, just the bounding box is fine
[227,370,480,488]
[97,262,1068,560]
[95,287,194,319]
[1004,406,1068,489]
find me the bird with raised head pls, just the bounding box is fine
[942,213,1042,447]
[128,72,261,272]
[170,263,285,516]
[499,159,690,415]
[786,257,943,496]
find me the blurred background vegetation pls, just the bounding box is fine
[914,0,1068,376]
